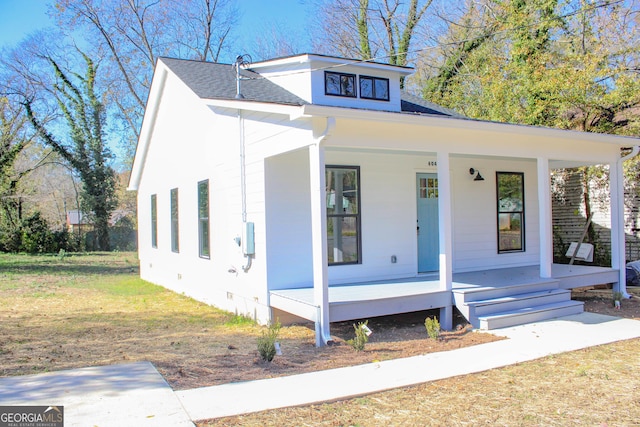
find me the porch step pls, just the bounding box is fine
[477,300,584,330]
[452,279,584,329]
[453,280,560,302]
[467,288,571,317]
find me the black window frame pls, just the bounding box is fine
[326,165,361,265]
[359,75,390,101]
[150,194,158,248]
[170,187,180,253]
[197,179,210,259]
[496,172,525,253]
[324,71,357,98]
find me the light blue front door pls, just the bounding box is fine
[417,173,439,272]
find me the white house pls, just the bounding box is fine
[129,54,640,346]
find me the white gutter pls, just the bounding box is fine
[311,116,335,347]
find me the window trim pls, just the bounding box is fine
[197,179,210,259]
[324,71,357,98]
[359,75,390,101]
[326,165,361,266]
[170,187,180,253]
[150,194,158,249]
[496,171,525,253]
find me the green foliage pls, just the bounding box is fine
[347,320,369,352]
[425,316,441,340]
[257,320,281,362]
[20,212,55,254]
[24,52,117,251]
[225,313,255,326]
[420,1,640,135]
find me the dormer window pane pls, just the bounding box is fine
[374,78,389,100]
[360,75,389,101]
[325,71,356,97]
[360,77,373,98]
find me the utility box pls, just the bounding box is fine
[243,222,255,255]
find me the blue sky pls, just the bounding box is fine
[0,0,52,48]
[0,0,311,56]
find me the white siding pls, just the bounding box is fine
[451,157,540,271]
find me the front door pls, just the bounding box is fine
[417,173,439,272]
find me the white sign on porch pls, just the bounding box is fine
[565,242,594,262]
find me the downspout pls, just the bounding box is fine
[311,116,336,347]
[617,146,640,298]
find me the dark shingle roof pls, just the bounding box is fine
[160,57,456,117]
[160,57,307,105]
[400,92,459,117]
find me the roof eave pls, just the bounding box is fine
[297,104,640,147]
[128,61,169,191]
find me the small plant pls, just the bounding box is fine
[257,319,281,362]
[613,291,624,309]
[347,320,370,352]
[425,316,441,340]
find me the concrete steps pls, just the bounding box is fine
[453,280,584,330]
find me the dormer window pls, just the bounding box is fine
[325,71,356,97]
[360,75,389,101]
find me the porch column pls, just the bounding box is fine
[610,158,627,296]
[537,157,553,278]
[437,151,453,330]
[309,142,332,346]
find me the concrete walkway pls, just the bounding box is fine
[0,362,193,427]
[176,313,640,421]
[1,312,640,426]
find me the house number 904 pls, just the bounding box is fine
[428,161,437,166]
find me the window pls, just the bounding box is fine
[151,194,157,248]
[326,166,361,265]
[170,188,179,253]
[497,172,524,253]
[325,71,356,97]
[198,180,210,259]
[359,75,389,101]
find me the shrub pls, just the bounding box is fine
[257,319,281,362]
[347,320,369,352]
[425,316,441,340]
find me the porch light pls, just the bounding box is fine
[469,168,484,181]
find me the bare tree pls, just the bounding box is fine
[53,0,238,160]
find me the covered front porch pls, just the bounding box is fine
[270,264,618,333]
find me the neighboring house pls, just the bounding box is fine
[128,54,640,346]
[66,210,92,234]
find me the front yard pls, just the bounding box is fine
[2,252,640,426]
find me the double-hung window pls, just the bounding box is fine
[326,166,361,265]
[170,188,180,253]
[497,172,525,253]
[150,194,157,248]
[198,180,210,259]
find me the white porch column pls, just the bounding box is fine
[309,142,332,346]
[537,157,553,278]
[610,158,627,296]
[437,151,453,330]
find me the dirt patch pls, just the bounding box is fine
[573,285,640,320]
[162,309,500,390]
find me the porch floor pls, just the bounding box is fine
[269,264,618,324]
